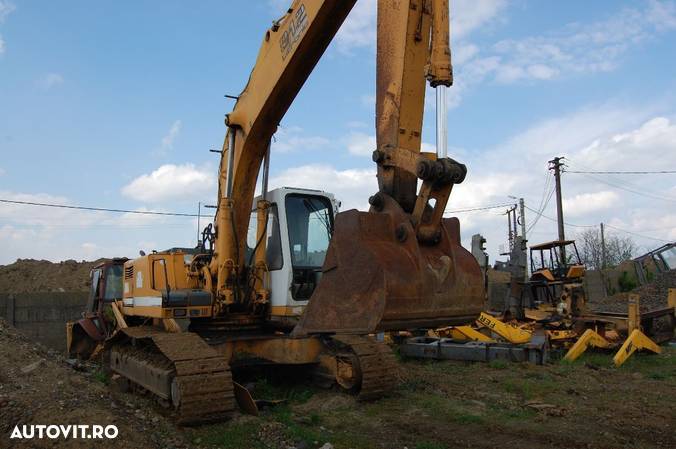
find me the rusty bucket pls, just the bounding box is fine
[293,206,485,335]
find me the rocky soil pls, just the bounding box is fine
[589,270,676,314]
[0,318,189,449]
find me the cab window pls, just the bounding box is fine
[103,264,124,301]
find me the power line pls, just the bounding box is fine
[567,170,676,174]
[565,159,676,203]
[445,202,515,214]
[523,205,595,228]
[522,204,672,243]
[0,198,214,218]
[604,224,672,243]
[576,173,676,203]
[526,184,555,234]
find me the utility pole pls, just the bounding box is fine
[518,198,526,240]
[505,205,517,251]
[549,156,566,263]
[197,201,201,247]
[519,197,527,278]
[600,222,606,270]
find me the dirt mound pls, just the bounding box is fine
[589,269,676,314]
[0,259,108,294]
[0,318,188,448]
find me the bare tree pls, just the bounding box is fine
[576,228,638,270]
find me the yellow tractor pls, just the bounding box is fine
[526,239,586,319]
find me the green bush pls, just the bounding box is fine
[618,271,637,292]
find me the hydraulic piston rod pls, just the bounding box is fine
[435,85,448,158]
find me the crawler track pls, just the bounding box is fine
[331,335,398,400]
[112,327,235,425]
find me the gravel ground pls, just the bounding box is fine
[588,270,675,314]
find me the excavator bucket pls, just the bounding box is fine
[293,208,485,335]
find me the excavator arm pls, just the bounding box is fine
[210,0,357,308]
[210,0,484,333]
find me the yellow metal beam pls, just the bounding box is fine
[451,326,494,342]
[612,329,661,367]
[563,329,610,362]
[476,312,532,344]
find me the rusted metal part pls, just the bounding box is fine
[427,0,452,87]
[111,327,235,425]
[331,335,398,401]
[376,0,431,212]
[294,195,484,335]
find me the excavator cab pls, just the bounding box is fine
[245,187,339,327]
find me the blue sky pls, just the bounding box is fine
[1,0,675,264]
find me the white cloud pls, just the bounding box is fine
[452,0,507,40]
[346,132,376,156]
[0,0,14,23]
[121,163,215,203]
[476,1,676,85]
[270,164,376,211]
[158,120,182,155]
[0,189,201,264]
[0,0,15,55]
[38,73,64,90]
[335,0,376,54]
[562,191,619,217]
[272,126,330,153]
[439,1,676,108]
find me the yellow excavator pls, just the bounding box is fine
[67,0,484,424]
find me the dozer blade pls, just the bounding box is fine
[293,209,484,335]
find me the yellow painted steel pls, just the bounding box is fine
[547,329,577,341]
[475,312,532,344]
[213,335,324,365]
[452,326,494,342]
[612,329,661,367]
[627,294,640,333]
[563,329,610,362]
[533,269,556,282]
[111,301,128,329]
[566,265,585,279]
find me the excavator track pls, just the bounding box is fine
[331,335,398,400]
[110,327,235,425]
